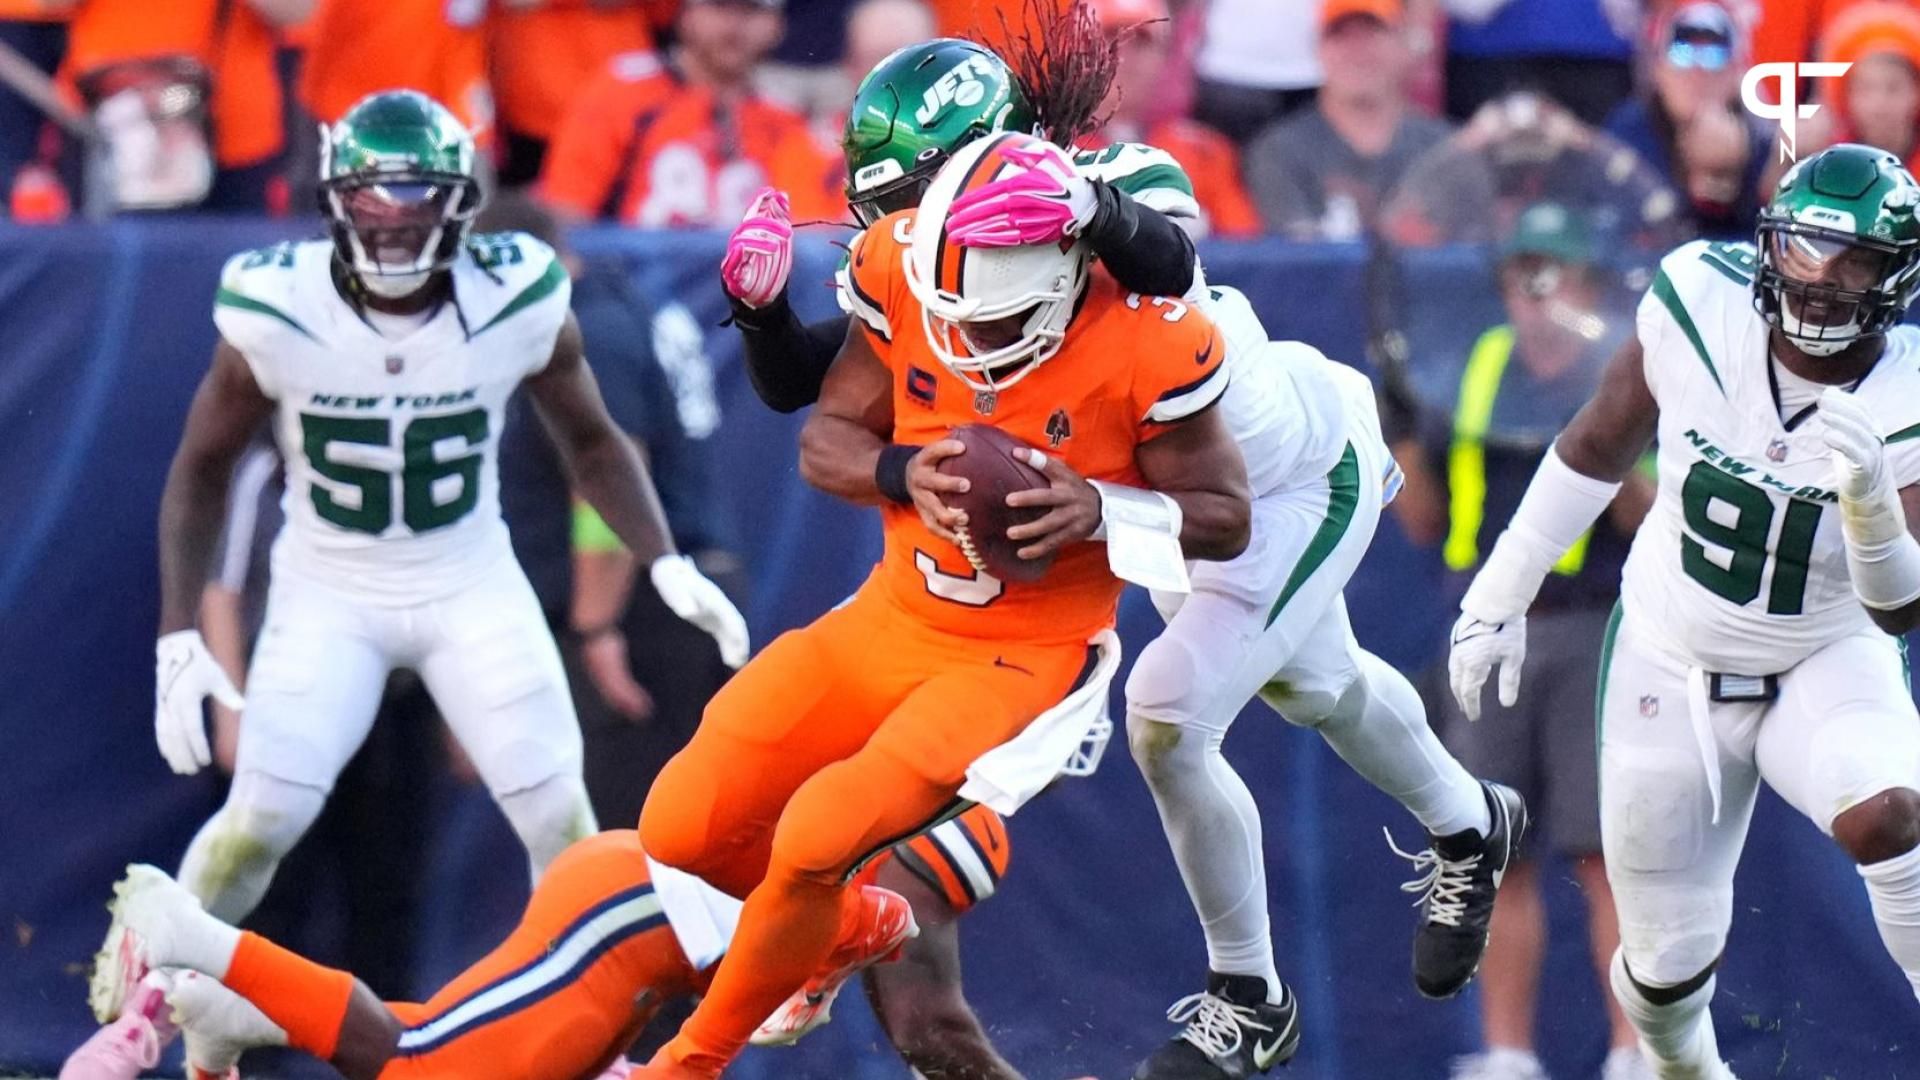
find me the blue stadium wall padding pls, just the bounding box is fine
[0,220,1911,1079]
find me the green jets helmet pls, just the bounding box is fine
[842,38,1037,227]
[1755,142,1920,356]
[319,89,483,296]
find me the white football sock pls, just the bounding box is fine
[1128,714,1283,1002]
[1276,651,1489,839]
[1859,843,1920,1002]
[1610,950,1723,1078]
[177,771,328,924]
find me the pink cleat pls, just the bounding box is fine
[750,884,918,1046]
[58,972,178,1080]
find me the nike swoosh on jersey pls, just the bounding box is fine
[992,656,1034,676]
[1195,338,1215,366]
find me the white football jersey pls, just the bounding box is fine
[213,232,571,604]
[1623,238,1920,674]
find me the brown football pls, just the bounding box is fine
[936,424,1055,583]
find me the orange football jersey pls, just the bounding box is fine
[843,209,1228,645]
[539,52,843,226]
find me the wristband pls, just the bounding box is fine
[875,443,919,506]
[574,623,621,642]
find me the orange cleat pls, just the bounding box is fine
[750,884,919,1046]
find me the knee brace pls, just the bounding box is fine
[495,772,597,877]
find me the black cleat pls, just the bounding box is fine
[1388,781,1528,1000]
[1131,972,1301,1079]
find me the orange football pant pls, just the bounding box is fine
[639,583,1097,1073]
[225,831,701,1080]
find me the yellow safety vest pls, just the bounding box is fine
[1443,324,1591,576]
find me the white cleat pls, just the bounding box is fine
[170,969,287,1075]
[88,865,189,1024]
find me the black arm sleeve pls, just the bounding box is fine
[1078,179,1200,298]
[728,292,849,413]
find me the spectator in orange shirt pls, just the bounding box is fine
[1813,1,1920,173]
[298,0,490,137]
[1078,0,1259,238]
[934,0,1064,49]
[539,0,840,227]
[61,0,297,212]
[489,0,655,186]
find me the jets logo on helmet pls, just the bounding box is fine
[1754,142,1920,357]
[319,89,483,299]
[842,39,1037,227]
[904,132,1092,394]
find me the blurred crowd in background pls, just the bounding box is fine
[1,0,1919,239]
[7,2,1919,1079]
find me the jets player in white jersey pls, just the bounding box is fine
[1450,142,1920,1080]
[720,31,1523,1079]
[61,90,748,1079]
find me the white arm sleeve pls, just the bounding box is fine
[1839,479,1920,610]
[1459,444,1622,622]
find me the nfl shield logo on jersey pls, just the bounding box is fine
[386,355,405,375]
[1767,438,1788,463]
[1639,695,1660,718]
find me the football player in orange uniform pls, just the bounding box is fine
[633,131,1253,1078]
[75,808,1013,1080]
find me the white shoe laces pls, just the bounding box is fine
[1385,828,1481,928]
[1165,990,1272,1060]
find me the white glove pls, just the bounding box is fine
[1447,611,1527,722]
[155,629,244,775]
[651,555,750,668]
[1819,385,1889,501]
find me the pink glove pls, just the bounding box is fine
[944,143,1098,248]
[720,187,793,308]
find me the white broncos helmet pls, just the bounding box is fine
[903,131,1093,394]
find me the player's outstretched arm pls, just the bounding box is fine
[527,313,675,566]
[529,314,750,666]
[1450,335,1658,719]
[152,340,271,772]
[1555,335,1659,483]
[863,864,1024,1080]
[719,187,847,413]
[158,340,275,636]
